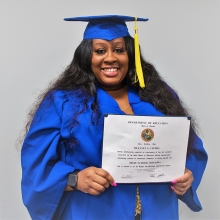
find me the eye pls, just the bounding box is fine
[114,48,125,53]
[94,49,106,54]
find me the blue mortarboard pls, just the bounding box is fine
[64,15,148,41]
[64,15,149,88]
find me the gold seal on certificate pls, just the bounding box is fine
[141,128,154,142]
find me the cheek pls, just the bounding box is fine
[122,57,129,71]
[123,54,129,66]
[91,57,102,70]
[91,58,95,69]
[91,62,98,74]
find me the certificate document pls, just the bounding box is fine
[101,115,190,183]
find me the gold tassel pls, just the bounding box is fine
[134,17,145,88]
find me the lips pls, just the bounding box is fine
[101,68,119,77]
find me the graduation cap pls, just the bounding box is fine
[64,15,149,88]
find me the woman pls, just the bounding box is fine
[21,15,207,220]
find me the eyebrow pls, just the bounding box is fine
[93,42,106,46]
[112,41,125,45]
[93,41,125,47]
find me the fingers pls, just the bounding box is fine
[171,182,189,195]
[95,168,115,186]
[93,174,110,189]
[83,182,106,195]
[76,167,116,196]
[171,168,194,195]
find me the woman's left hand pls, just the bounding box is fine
[171,168,194,195]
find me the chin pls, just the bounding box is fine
[100,80,126,90]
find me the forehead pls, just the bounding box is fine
[92,37,125,46]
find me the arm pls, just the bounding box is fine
[172,135,208,211]
[22,91,116,219]
[21,91,75,220]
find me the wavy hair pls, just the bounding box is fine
[24,36,198,153]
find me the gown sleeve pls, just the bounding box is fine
[178,134,208,211]
[21,91,75,220]
[163,82,208,211]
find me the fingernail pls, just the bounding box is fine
[172,180,177,184]
[112,181,117,187]
[171,186,174,190]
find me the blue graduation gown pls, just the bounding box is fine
[21,87,208,220]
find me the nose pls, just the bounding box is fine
[103,51,117,64]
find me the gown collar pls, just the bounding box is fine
[96,86,141,107]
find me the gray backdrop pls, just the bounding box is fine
[1,0,219,219]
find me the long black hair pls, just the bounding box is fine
[25,36,198,153]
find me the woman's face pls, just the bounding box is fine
[91,37,129,90]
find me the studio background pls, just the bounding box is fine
[1,0,219,219]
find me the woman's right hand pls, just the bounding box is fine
[76,166,116,195]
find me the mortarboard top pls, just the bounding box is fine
[64,15,149,41]
[64,15,149,88]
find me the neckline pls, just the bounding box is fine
[96,86,141,106]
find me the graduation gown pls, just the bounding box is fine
[21,87,208,220]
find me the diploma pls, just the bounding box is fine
[101,114,190,183]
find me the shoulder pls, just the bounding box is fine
[38,90,68,113]
[41,89,87,107]
[35,89,87,119]
[162,81,180,100]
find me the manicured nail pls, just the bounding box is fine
[172,180,177,184]
[171,186,174,190]
[112,181,117,187]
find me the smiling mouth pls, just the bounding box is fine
[101,68,119,77]
[101,68,119,72]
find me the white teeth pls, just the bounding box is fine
[102,68,118,72]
